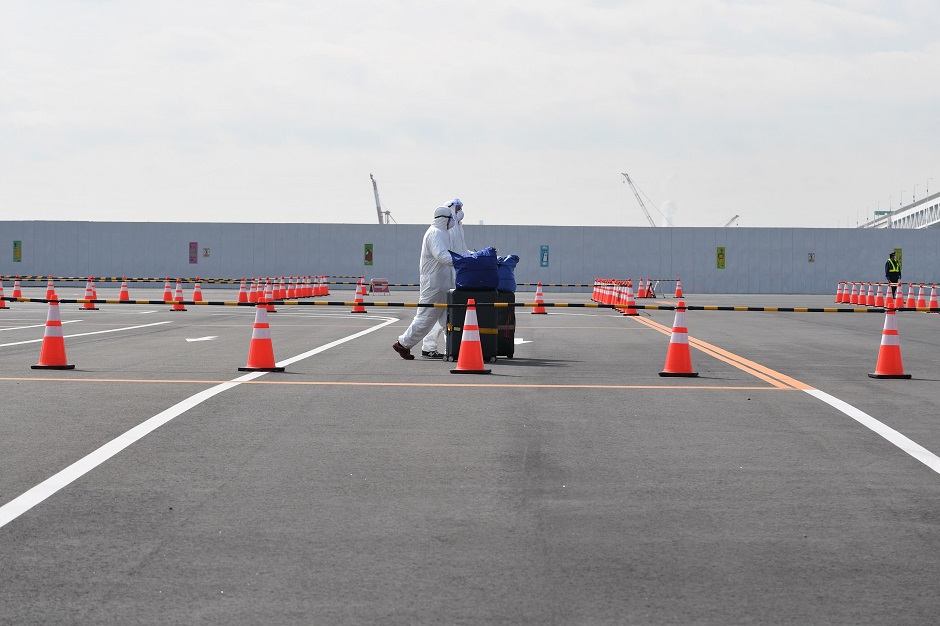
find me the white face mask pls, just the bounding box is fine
[454,209,464,223]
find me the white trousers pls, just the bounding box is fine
[399,305,447,350]
[422,320,444,352]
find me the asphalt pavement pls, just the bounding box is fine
[2,283,940,625]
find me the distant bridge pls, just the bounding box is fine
[860,191,940,229]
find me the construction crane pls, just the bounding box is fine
[370,174,395,224]
[723,215,740,227]
[621,172,657,227]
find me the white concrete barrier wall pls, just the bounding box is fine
[1,221,937,294]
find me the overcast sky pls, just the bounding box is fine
[2,0,938,228]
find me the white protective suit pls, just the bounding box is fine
[398,212,455,349]
[421,203,469,354]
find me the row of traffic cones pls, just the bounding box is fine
[836,281,939,310]
[592,280,640,315]
[1,275,331,309]
[592,278,683,302]
[238,275,331,303]
[16,280,915,379]
[655,300,914,379]
[27,299,288,372]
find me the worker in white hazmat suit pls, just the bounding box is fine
[393,205,456,360]
[420,199,469,358]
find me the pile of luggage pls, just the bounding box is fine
[446,247,519,362]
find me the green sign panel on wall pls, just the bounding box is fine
[717,247,726,270]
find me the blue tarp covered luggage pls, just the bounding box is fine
[497,254,520,292]
[451,247,499,290]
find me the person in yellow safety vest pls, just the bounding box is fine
[885,251,902,298]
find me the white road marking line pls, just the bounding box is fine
[0,320,81,333]
[805,388,940,475]
[186,336,218,342]
[275,316,399,367]
[514,337,532,344]
[0,315,399,530]
[0,321,172,348]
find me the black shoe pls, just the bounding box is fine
[393,341,415,360]
[421,350,444,359]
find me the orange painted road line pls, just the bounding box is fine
[630,316,812,390]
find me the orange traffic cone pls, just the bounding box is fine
[80,278,98,310]
[237,278,248,303]
[162,277,173,302]
[905,282,916,309]
[894,283,904,309]
[874,284,884,308]
[929,284,938,313]
[0,278,7,309]
[917,283,927,309]
[32,299,75,370]
[323,275,330,296]
[613,281,626,311]
[351,279,367,313]
[171,279,186,311]
[674,278,683,298]
[238,304,285,372]
[835,281,843,303]
[12,277,22,298]
[119,276,130,301]
[868,304,911,379]
[532,282,547,314]
[659,300,698,377]
[192,278,203,302]
[45,276,56,300]
[450,299,492,374]
[621,280,638,316]
[866,283,875,307]
[287,277,296,299]
[264,278,276,312]
[249,279,259,303]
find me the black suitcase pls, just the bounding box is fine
[496,290,515,358]
[446,289,498,363]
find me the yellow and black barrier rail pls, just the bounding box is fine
[3,296,938,313]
